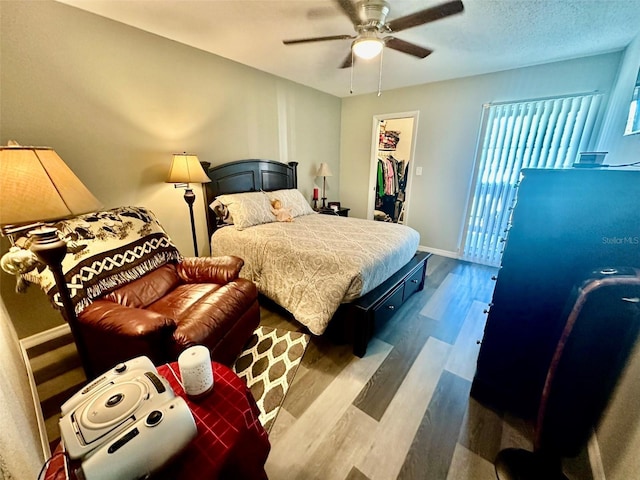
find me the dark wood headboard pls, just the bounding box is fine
[203,159,299,238]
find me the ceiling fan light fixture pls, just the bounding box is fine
[352,37,384,59]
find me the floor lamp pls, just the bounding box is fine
[316,162,333,209]
[166,153,211,257]
[0,144,103,378]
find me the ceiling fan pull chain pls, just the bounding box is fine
[350,49,354,94]
[377,47,384,96]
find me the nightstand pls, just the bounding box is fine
[318,207,349,217]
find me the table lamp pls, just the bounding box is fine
[0,143,103,376]
[316,162,333,209]
[166,153,211,256]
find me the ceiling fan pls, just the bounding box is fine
[283,0,465,69]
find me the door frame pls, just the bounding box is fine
[367,111,420,222]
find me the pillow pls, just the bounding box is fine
[215,191,274,230]
[266,189,315,218]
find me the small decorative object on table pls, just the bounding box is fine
[178,345,214,399]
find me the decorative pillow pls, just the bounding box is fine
[215,191,274,230]
[266,189,315,218]
[17,206,182,314]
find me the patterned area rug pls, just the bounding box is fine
[233,326,309,433]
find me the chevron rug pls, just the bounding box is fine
[232,326,310,433]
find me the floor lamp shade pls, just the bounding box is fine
[0,146,103,227]
[166,153,211,184]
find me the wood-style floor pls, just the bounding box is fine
[259,255,593,480]
[28,255,594,479]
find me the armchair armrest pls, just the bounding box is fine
[176,256,244,284]
[78,300,177,337]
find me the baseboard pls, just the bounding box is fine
[418,245,459,259]
[21,323,70,350]
[588,430,607,480]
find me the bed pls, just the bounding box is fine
[203,159,431,356]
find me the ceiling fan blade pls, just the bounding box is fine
[386,0,464,33]
[339,52,355,69]
[385,37,433,58]
[283,34,354,45]
[335,0,361,27]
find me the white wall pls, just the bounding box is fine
[0,296,45,479]
[340,52,623,255]
[0,0,342,337]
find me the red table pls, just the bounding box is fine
[45,362,270,480]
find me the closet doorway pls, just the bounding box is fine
[368,112,419,224]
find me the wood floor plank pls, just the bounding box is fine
[354,306,433,421]
[282,336,355,418]
[344,466,372,480]
[500,412,535,451]
[265,338,392,479]
[397,370,472,480]
[446,443,497,480]
[31,342,82,385]
[357,337,451,480]
[445,300,488,381]
[458,397,504,464]
[300,405,378,480]
[420,273,461,320]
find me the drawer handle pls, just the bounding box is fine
[387,305,395,310]
[411,279,419,284]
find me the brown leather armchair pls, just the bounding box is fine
[76,255,260,375]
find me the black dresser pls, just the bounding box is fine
[471,168,640,417]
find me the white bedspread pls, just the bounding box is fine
[211,213,420,335]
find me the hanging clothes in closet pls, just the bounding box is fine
[375,154,407,222]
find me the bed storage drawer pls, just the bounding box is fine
[403,265,425,301]
[372,284,404,326]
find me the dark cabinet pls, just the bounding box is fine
[471,168,640,417]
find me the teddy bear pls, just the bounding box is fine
[270,199,294,222]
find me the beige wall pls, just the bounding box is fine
[340,52,623,255]
[0,0,341,337]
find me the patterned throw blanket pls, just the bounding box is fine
[19,206,182,314]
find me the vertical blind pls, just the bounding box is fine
[462,93,604,266]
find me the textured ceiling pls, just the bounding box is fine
[56,0,640,97]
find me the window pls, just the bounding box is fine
[624,68,640,135]
[462,93,604,266]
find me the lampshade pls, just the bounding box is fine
[316,163,333,177]
[352,37,384,59]
[0,145,103,228]
[166,153,211,184]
